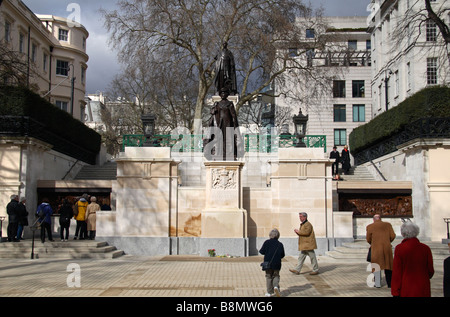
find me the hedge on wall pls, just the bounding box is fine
[0,85,101,155]
[349,86,450,154]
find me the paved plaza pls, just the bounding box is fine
[0,254,445,298]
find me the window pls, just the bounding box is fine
[406,62,411,91]
[353,105,365,122]
[19,33,24,53]
[288,48,298,57]
[55,100,68,112]
[333,80,346,98]
[31,44,37,63]
[333,105,346,122]
[394,70,399,97]
[366,40,371,50]
[352,80,365,98]
[4,21,11,42]
[56,60,69,76]
[427,58,437,85]
[306,49,315,67]
[334,129,347,146]
[59,28,69,41]
[81,67,86,84]
[43,54,48,71]
[306,29,315,39]
[426,20,437,42]
[348,40,357,50]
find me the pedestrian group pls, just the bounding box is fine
[259,212,448,297]
[4,194,449,297]
[5,193,102,243]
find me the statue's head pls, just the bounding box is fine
[219,87,230,98]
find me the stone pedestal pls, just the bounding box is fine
[202,161,247,238]
[201,161,248,256]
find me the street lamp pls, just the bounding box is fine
[0,216,5,243]
[293,108,308,148]
[141,114,156,147]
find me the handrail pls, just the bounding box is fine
[122,134,327,153]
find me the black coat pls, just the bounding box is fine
[330,150,340,162]
[6,199,19,223]
[17,203,29,226]
[259,238,285,270]
[59,203,74,226]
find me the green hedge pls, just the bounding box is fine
[349,86,450,154]
[0,85,101,155]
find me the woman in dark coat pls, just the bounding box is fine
[17,197,29,240]
[259,228,285,297]
[341,144,351,174]
[58,199,73,241]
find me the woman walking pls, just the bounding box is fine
[259,229,285,297]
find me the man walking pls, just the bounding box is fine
[366,214,396,288]
[290,212,319,275]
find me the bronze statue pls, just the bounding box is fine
[204,88,242,161]
[214,42,238,95]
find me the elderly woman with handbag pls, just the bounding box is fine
[259,228,285,297]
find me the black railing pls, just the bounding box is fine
[0,116,98,164]
[353,117,450,165]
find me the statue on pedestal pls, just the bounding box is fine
[214,42,238,95]
[204,88,242,161]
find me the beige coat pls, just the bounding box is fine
[296,221,317,251]
[366,220,396,270]
[85,202,100,231]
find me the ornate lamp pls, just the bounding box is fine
[293,108,308,147]
[141,114,156,147]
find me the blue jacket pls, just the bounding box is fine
[259,238,285,270]
[36,203,53,224]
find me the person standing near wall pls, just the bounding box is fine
[85,196,100,240]
[6,195,20,242]
[73,194,89,240]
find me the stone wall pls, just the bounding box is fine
[97,146,341,257]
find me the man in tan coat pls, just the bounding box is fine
[290,212,319,275]
[366,214,396,288]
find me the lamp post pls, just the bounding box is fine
[0,216,5,243]
[141,114,156,147]
[384,68,393,112]
[293,108,308,148]
[444,218,450,239]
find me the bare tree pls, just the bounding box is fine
[102,0,329,134]
[392,0,450,67]
[0,44,38,90]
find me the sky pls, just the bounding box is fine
[22,0,371,94]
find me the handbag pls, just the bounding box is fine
[366,247,371,262]
[261,243,280,271]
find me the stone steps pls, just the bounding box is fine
[337,165,375,181]
[325,239,449,263]
[74,162,117,180]
[0,240,124,259]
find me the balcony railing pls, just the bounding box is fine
[122,134,326,153]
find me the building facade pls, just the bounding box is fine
[1,0,89,121]
[368,0,450,117]
[275,16,372,160]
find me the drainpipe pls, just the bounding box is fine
[27,26,30,88]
